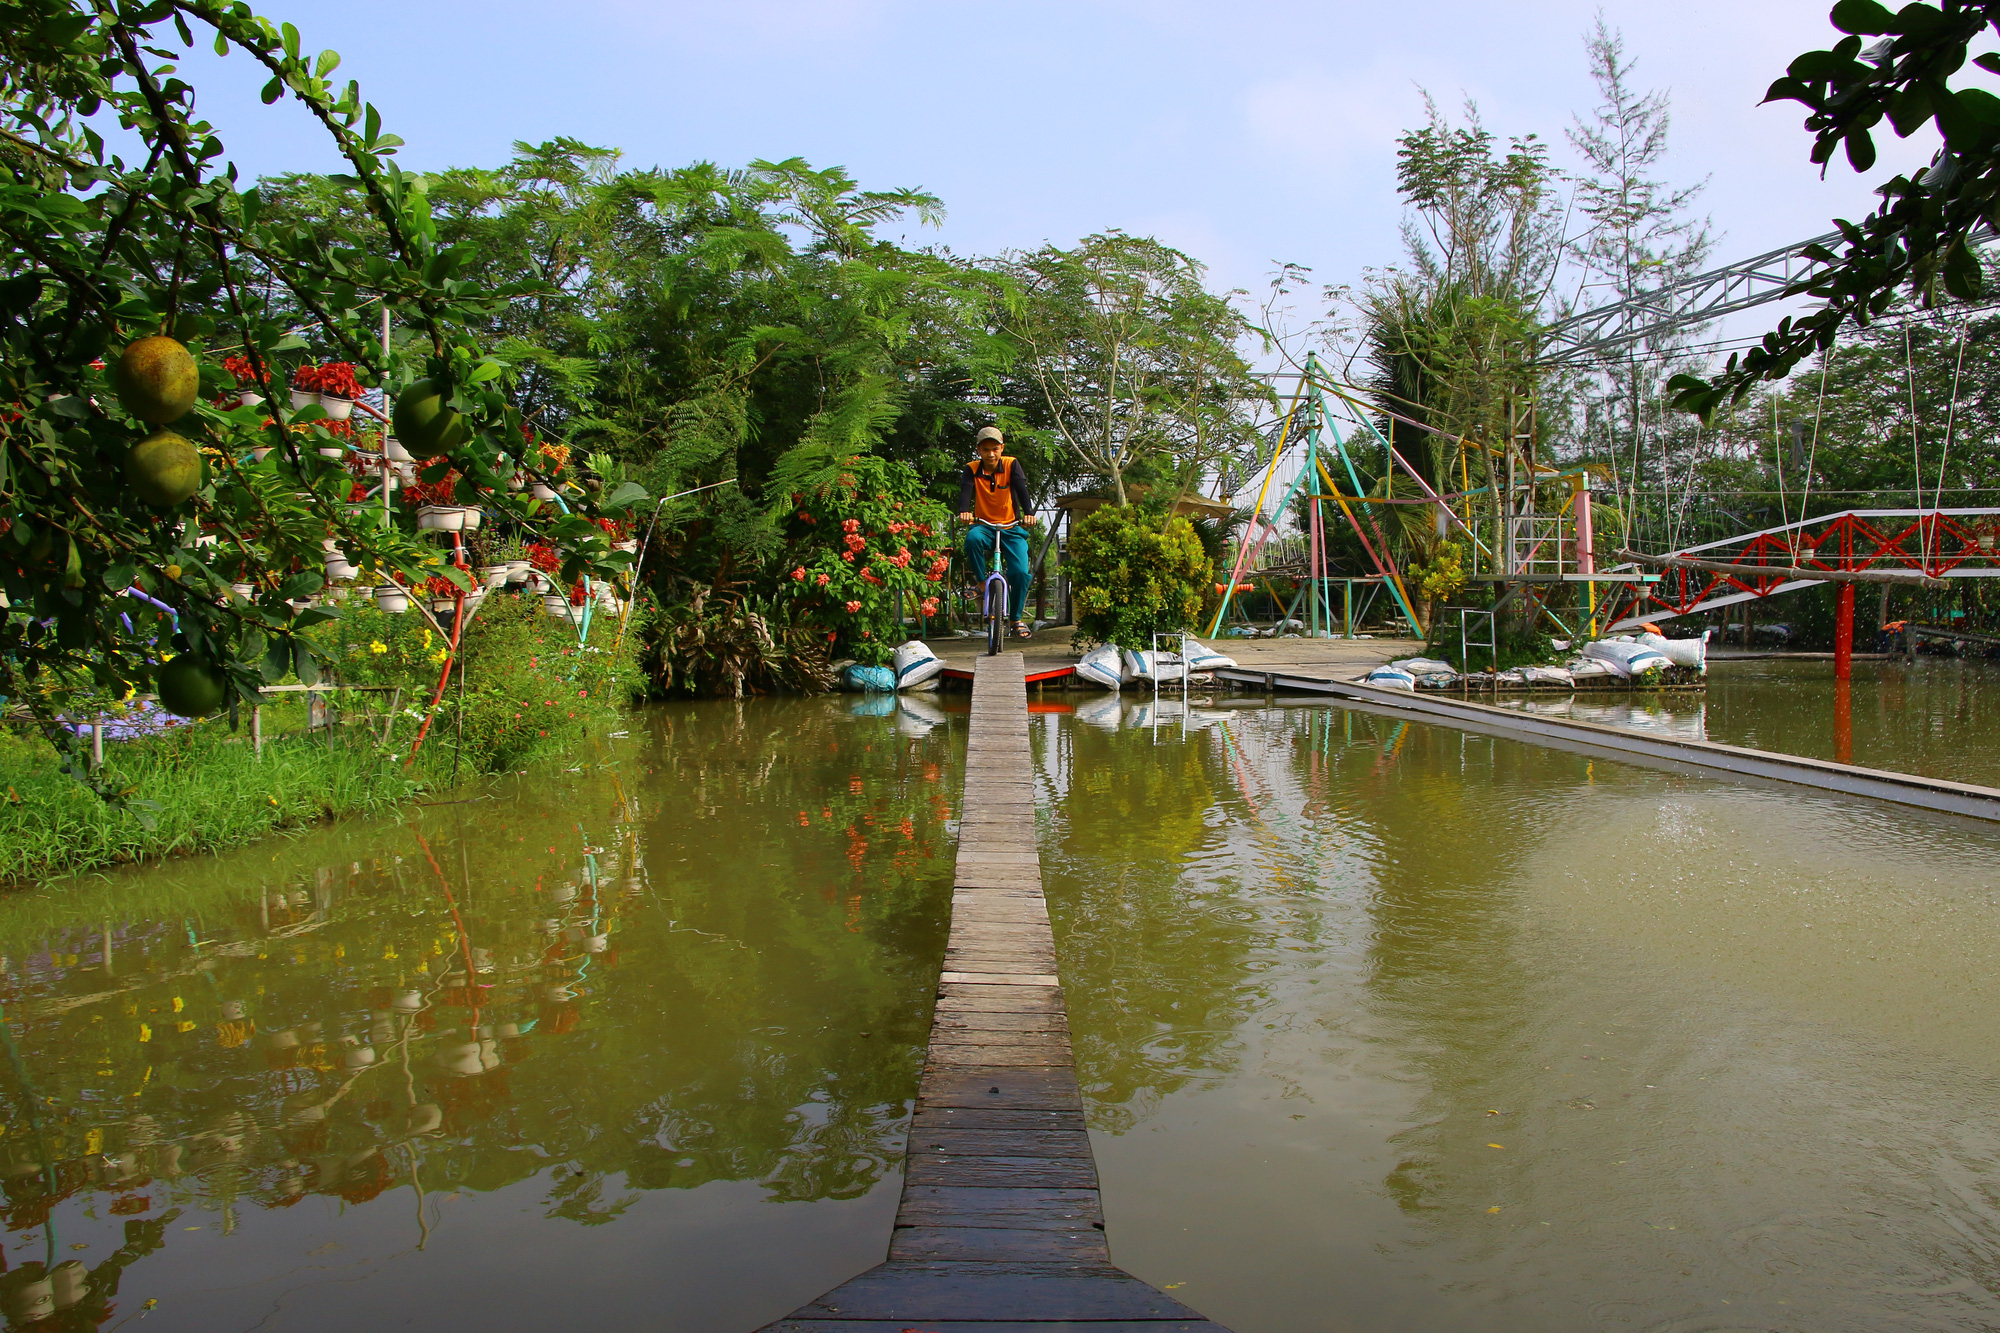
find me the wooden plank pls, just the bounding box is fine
[919,1066,1080,1108]
[888,1224,1108,1263]
[786,1262,1206,1322]
[938,971,1061,986]
[760,1312,1216,1320]
[933,1011,1070,1033]
[905,1153,1100,1190]
[909,1107,1086,1133]
[927,1041,1073,1067]
[896,1185,1102,1228]
[909,1128,1095,1158]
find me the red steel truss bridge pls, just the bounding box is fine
[1604,508,2000,632]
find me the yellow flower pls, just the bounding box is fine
[370,641,388,654]
[430,648,449,665]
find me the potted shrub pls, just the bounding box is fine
[224,354,265,407]
[290,364,320,412]
[315,362,361,420]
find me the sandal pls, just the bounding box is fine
[1014,622,1034,640]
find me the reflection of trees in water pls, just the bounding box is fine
[1043,701,1590,1216]
[0,699,955,1297]
[1346,721,1593,1220]
[1041,713,1271,1132]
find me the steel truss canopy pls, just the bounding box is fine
[1540,226,1997,365]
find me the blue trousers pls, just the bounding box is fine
[965,523,1031,623]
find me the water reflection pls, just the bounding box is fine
[0,699,957,1332]
[1496,657,2000,784]
[1042,698,2000,1332]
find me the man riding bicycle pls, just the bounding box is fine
[958,425,1039,640]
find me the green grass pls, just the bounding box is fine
[0,712,420,885]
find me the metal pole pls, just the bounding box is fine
[90,721,102,771]
[251,705,263,758]
[381,303,393,531]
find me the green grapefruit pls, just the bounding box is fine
[156,655,227,719]
[113,336,199,425]
[124,430,202,507]
[391,379,468,459]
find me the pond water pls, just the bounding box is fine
[0,699,959,1332]
[1495,656,2000,787]
[1039,697,2000,1332]
[5,684,1997,1333]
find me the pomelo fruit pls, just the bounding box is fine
[391,380,468,459]
[113,336,199,425]
[124,430,201,507]
[156,654,227,719]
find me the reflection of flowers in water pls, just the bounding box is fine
[0,701,957,1295]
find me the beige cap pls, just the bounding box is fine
[975,426,1004,445]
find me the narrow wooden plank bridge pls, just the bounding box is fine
[765,653,1227,1331]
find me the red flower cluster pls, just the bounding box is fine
[526,542,560,573]
[294,363,362,399]
[401,470,463,507]
[424,575,457,598]
[791,566,806,581]
[223,354,263,387]
[569,579,589,606]
[844,600,862,613]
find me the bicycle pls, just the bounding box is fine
[981,567,1009,657]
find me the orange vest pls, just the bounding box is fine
[969,456,1018,526]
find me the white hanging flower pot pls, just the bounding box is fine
[375,586,410,613]
[416,505,467,532]
[544,594,572,617]
[316,444,345,459]
[320,394,354,421]
[289,388,318,411]
[531,482,558,502]
[460,507,483,532]
[384,437,413,463]
[507,559,530,583]
[479,565,509,589]
[238,390,265,408]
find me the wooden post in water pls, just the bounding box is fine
[764,652,1227,1331]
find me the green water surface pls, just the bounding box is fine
[0,698,957,1332]
[1041,697,2000,1332]
[1498,656,2000,786]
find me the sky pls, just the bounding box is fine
[168,0,1946,304]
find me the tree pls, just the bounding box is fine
[1360,97,1566,569]
[1671,0,2000,415]
[998,233,1270,507]
[0,0,632,796]
[1564,18,1713,548]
